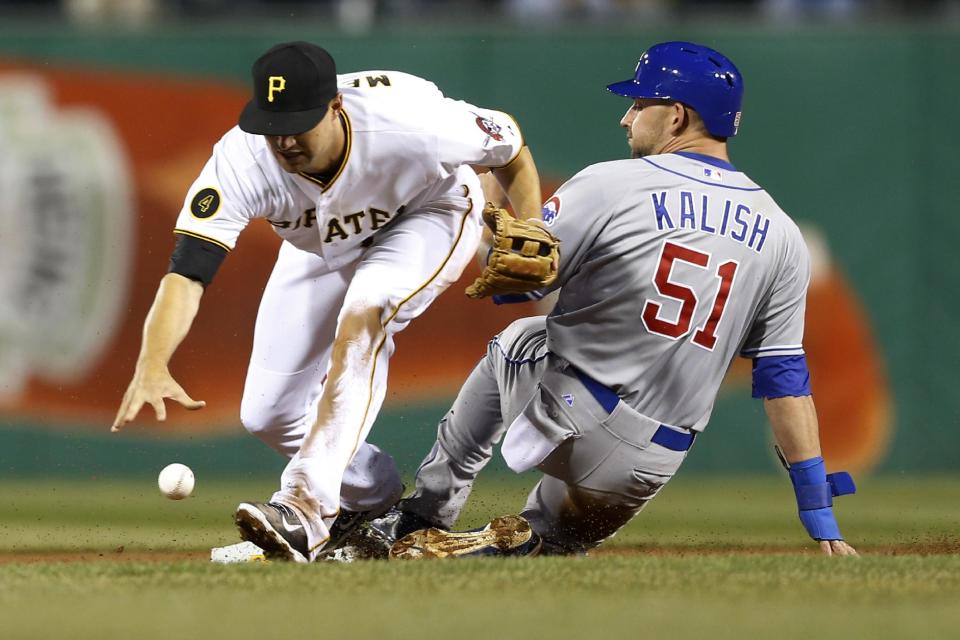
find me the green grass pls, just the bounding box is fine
[3,557,960,640]
[0,476,958,639]
[1,474,956,552]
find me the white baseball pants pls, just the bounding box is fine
[240,169,483,555]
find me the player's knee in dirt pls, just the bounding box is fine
[524,478,645,554]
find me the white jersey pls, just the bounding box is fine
[539,152,810,432]
[174,70,523,270]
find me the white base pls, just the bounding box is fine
[210,541,268,564]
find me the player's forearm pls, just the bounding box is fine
[766,394,857,548]
[491,146,542,219]
[135,273,205,372]
[764,395,822,463]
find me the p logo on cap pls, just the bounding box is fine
[268,76,286,102]
[239,41,339,136]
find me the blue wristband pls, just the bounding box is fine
[788,456,843,541]
[798,507,843,541]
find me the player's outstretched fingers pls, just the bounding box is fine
[171,388,206,411]
[111,393,143,432]
[150,397,168,422]
[111,401,129,432]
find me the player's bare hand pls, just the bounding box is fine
[111,367,205,432]
[819,540,859,557]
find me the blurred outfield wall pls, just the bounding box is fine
[0,23,956,476]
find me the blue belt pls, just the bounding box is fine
[571,367,696,452]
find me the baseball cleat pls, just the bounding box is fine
[389,515,541,560]
[344,507,442,560]
[312,483,408,559]
[234,501,310,563]
[210,540,268,564]
[320,508,372,554]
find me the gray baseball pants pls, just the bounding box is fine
[400,316,694,554]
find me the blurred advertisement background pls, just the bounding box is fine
[0,0,956,478]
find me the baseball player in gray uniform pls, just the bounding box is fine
[111,41,543,563]
[364,41,858,559]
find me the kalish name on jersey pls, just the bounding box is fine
[650,190,770,253]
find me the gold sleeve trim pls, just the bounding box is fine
[173,229,232,252]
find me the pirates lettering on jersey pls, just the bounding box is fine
[267,206,399,243]
[650,191,770,253]
[269,208,317,230]
[322,207,397,244]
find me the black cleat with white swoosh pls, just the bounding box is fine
[235,502,310,563]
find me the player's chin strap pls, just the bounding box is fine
[775,446,856,541]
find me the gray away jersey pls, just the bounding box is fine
[539,152,810,432]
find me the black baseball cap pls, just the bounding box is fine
[239,41,338,136]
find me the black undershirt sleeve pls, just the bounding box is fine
[167,233,228,287]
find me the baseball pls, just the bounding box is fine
[158,463,195,500]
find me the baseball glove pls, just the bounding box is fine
[465,203,560,299]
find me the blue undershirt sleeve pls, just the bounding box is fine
[752,354,811,399]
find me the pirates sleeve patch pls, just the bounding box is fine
[190,187,222,219]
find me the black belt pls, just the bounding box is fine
[571,367,696,452]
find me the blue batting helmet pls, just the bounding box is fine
[606,41,744,138]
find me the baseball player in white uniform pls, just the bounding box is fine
[363,41,859,559]
[111,42,543,563]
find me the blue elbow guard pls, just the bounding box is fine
[787,456,856,541]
